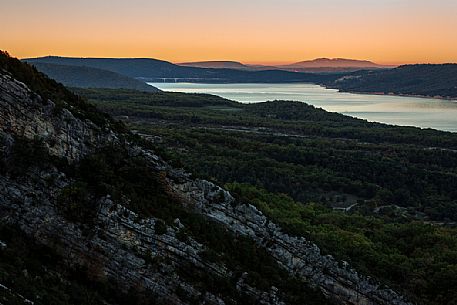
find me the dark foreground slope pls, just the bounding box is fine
[1,52,414,305]
[79,87,457,305]
[24,56,339,83]
[29,62,159,92]
[331,64,457,98]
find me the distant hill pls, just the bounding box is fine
[27,62,160,92]
[178,61,279,72]
[24,56,340,83]
[178,59,389,72]
[278,58,391,72]
[287,58,383,68]
[330,64,457,98]
[178,61,250,70]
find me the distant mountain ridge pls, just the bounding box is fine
[277,58,392,73]
[177,58,392,73]
[179,61,250,69]
[285,58,386,68]
[25,56,183,79]
[178,61,281,71]
[29,62,159,92]
[24,56,340,83]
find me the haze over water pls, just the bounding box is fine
[149,83,457,133]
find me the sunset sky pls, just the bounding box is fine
[2,0,457,65]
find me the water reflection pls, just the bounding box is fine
[148,82,457,132]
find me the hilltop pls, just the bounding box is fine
[287,58,385,68]
[30,62,159,92]
[277,58,390,72]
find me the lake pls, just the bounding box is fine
[148,82,457,132]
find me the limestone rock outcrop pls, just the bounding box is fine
[0,68,412,305]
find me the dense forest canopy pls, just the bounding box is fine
[78,87,457,305]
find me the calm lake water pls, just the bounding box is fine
[148,83,457,132]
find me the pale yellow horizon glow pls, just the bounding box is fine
[2,0,457,65]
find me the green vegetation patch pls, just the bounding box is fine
[226,183,457,305]
[76,87,457,305]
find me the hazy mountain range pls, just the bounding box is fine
[179,58,392,72]
[24,56,339,83]
[179,61,252,70]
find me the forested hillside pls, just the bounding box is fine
[30,62,159,92]
[2,51,409,305]
[79,87,457,305]
[331,64,457,98]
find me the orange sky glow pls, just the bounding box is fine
[2,0,457,65]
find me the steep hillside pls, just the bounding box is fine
[331,64,457,98]
[81,86,457,305]
[24,56,339,83]
[0,53,414,305]
[30,62,159,92]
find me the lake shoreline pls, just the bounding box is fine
[324,86,457,102]
[151,82,457,102]
[148,82,457,133]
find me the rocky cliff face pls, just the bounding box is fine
[0,67,412,305]
[0,73,116,162]
[173,179,411,305]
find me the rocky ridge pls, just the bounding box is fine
[0,72,116,162]
[172,179,411,305]
[0,70,288,304]
[0,67,412,305]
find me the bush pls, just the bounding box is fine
[57,182,97,224]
